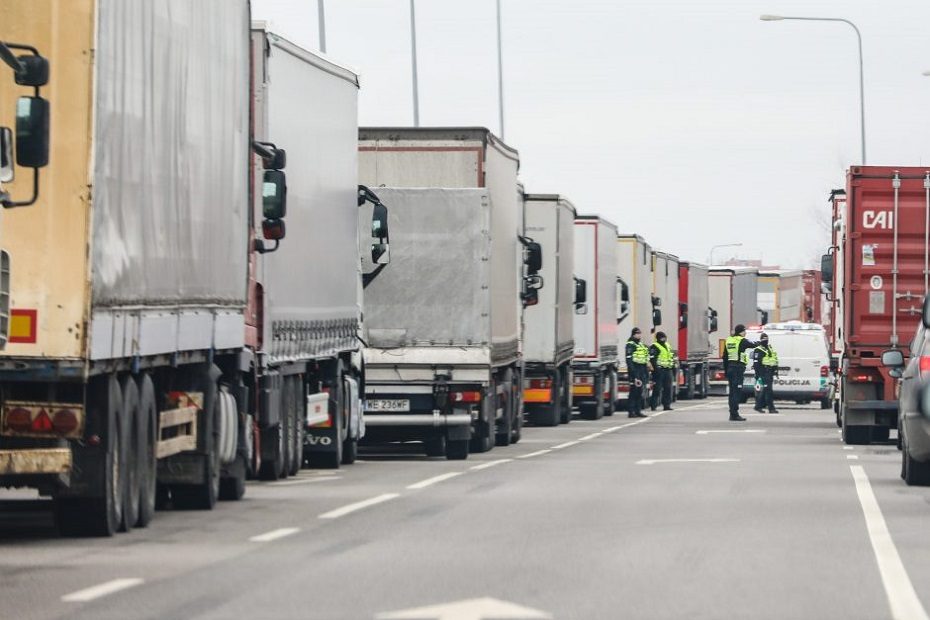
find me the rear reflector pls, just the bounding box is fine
[52,409,79,434]
[5,407,31,432]
[820,366,829,377]
[523,388,552,403]
[572,385,594,396]
[713,371,726,381]
[574,376,593,385]
[528,378,552,390]
[850,374,872,383]
[452,391,482,404]
[919,356,930,379]
[30,410,53,433]
[2,402,84,438]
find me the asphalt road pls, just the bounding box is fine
[2,398,929,620]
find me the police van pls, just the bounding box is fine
[741,322,834,408]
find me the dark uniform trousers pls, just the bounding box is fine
[628,364,648,415]
[726,363,746,416]
[650,368,673,409]
[755,367,775,411]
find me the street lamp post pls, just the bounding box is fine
[708,243,743,266]
[496,0,505,139]
[760,14,866,165]
[409,0,420,127]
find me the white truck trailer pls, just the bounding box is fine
[616,234,655,402]
[358,128,527,454]
[572,216,620,419]
[677,261,711,399]
[758,270,803,324]
[707,267,759,395]
[652,251,681,397]
[522,194,578,426]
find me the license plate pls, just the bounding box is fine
[365,399,410,412]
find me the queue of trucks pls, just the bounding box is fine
[0,1,829,537]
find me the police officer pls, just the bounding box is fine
[649,331,675,411]
[723,324,763,421]
[626,328,651,418]
[752,333,779,414]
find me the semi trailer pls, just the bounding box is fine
[522,194,578,426]
[758,270,803,324]
[572,216,620,419]
[358,128,527,453]
[802,270,823,325]
[707,267,759,395]
[823,166,929,445]
[678,261,711,399]
[652,251,681,399]
[616,234,653,403]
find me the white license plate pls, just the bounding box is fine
[365,399,410,412]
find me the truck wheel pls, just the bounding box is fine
[510,369,523,444]
[287,376,303,476]
[871,427,890,443]
[903,440,930,486]
[308,362,346,469]
[120,377,140,532]
[446,439,469,460]
[820,397,831,410]
[698,367,708,399]
[559,367,572,424]
[470,382,495,453]
[134,374,157,527]
[580,373,605,420]
[424,435,446,457]
[836,411,842,428]
[604,369,617,416]
[219,460,246,501]
[55,375,126,537]
[536,371,561,427]
[172,375,220,510]
[495,370,514,447]
[259,377,287,480]
[682,369,695,400]
[842,424,871,446]
[341,436,358,465]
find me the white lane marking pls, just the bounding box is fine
[406,472,464,490]
[844,446,855,450]
[249,527,300,542]
[637,458,740,465]
[696,429,767,435]
[470,458,512,471]
[551,440,581,450]
[578,432,602,441]
[319,493,400,520]
[62,578,144,603]
[518,449,552,459]
[268,476,341,486]
[848,455,860,460]
[850,465,930,620]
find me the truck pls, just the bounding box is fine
[616,234,654,403]
[822,166,930,445]
[652,251,681,398]
[677,261,712,399]
[758,270,803,323]
[801,269,823,324]
[358,128,528,454]
[825,188,847,417]
[0,0,253,536]
[522,194,578,426]
[251,26,377,475]
[572,216,620,419]
[707,267,759,395]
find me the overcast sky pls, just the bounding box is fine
[253,0,930,268]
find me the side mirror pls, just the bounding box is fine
[805,306,814,322]
[574,277,587,305]
[923,293,930,329]
[652,307,662,328]
[13,54,49,87]
[371,202,390,265]
[679,302,688,329]
[708,308,719,334]
[821,252,833,284]
[522,239,542,275]
[0,127,12,183]
[262,170,287,220]
[575,303,588,315]
[881,349,905,368]
[15,96,49,168]
[522,275,543,308]
[262,218,285,241]
[651,294,662,309]
[263,148,286,171]
[759,309,769,325]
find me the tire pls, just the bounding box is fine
[836,411,842,428]
[470,382,494,454]
[278,378,292,479]
[603,369,617,417]
[424,435,446,457]
[495,370,513,447]
[698,367,708,399]
[903,440,930,486]
[307,362,346,469]
[446,439,469,460]
[682,369,695,400]
[258,378,287,480]
[119,377,140,533]
[55,375,125,537]
[172,373,220,510]
[871,427,890,443]
[510,369,523,444]
[287,376,303,476]
[898,421,904,451]
[559,367,572,424]
[843,424,871,446]
[341,435,358,465]
[135,374,157,527]
[820,397,831,410]
[579,373,604,420]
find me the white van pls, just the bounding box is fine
[740,322,834,408]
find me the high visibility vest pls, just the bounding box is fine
[725,335,745,363]
[761,346,779,367]
[654,341,674,368]
[629,340,649,365]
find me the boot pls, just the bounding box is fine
[753,407,765,413]
[636,412,649,418]
[729,414,747,422]
[663,406,673,411]
[768,408,779,414]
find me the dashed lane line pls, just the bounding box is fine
[848,455,859,460]
[318,493,400,520]
[249,527,300,542]
[518,449,552,459]
[407,472,464,490]
[578,433,602,441]
[62,579,145,603]
[470,459,512,471]
[550,440,581,450]
[637,458,740,465]
[850,465,930,620]
[268,476,342,487]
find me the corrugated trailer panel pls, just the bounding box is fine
[0,1,95,359]
[680,262,710,361]
[617,235,652,347]
[257,32,361,363]
[652,252,680,352]
[574,217,619,362]
[777,272,802,322]
[596,219,619,362]
[844,166,929,354]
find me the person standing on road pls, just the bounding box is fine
[723,324,763,421]
[752,333,779,414]
[649,331,675,412]
[626,328,651,418]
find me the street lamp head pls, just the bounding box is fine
[759,14,785,21]
[922,70,930,77]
